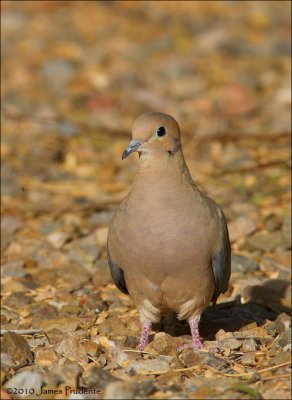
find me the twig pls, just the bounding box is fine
[139,360,291,377]
[0,329,43,336]
[220,361,291,377]
[123,349,172,361]
[123,349,158,356]
[140,364,200,375]
[118,311,139,318]
[87,354,101,366]
[212,159,290,177]
[261,374,291,382]
[2,107,130,138]
[255,361,291,374]
[9,361,34,371]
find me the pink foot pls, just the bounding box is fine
[138,321,152,351]
[178,317,202,352]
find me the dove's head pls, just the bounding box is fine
[122,112,181,160]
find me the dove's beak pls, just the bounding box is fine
[122,140,145,160]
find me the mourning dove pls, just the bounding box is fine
[107,112,231,351]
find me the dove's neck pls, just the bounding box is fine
[132,148,197,194]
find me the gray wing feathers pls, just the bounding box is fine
[211,207,231,304]
[107,251,129,295]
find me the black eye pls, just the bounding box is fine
[156,126,166,137]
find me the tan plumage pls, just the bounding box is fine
[107,112,231,350]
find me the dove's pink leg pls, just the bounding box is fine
[178,316,202,351]
[138,321,152,351]
[189,317,203,349]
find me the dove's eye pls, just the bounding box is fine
[156,126,166,137]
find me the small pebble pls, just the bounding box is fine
[241,353,255,365]
[241,338,258,352]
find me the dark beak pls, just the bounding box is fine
[122,139,145,160]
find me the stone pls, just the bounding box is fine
[68,394,92,400]
[217,83,257,117]
[58,121,79,137]
[104,382,136,400]
[1,352,15,386]
[282,215,291,249]
[228,217,257,243]
[39,221,62,235]
[203,340,223,353]
[27,337,49,350]
[83,366,119,389]
[264,214,283,232]
[1,215,23,248]
[4,292,33,309]
[42,59,76,92]
[241,353,255,365]
[269,351,291,366]
[231,254,259,273]
[262,252,291,279]
[221,338,242,351]
[103,379,156,399]
[92,259,112,288]
[245,231,283,252]
[1,215,22,235]
[60,305,81,315]
[127,358,171,374]
[81,340,99,357]
[182,351,202,368]
[1,353,14,385]
[1,332,33,365]
[265,321,285,337]
[123,336,138,349]
[184,352,229,372]
[102,339,129,369]
[44,328,63,345]
[283,343,291,352]
[1,353,15,368]
[97,315,139,338]
[67,234,100,265]
[34,347,59,368]
[88,211,114,227]
[145,332,173,355]
[37,317,79,333]
[242,279,291,312]
[215,329,233,340]
[229,203,259,221]
[5,372,43,398]
[30,304,58,324]
[94,227,109,248]
[241,338,258,352]
[54,336,88,363]
[261,388,291,400]
[46,231,70,249]
[272,328,291,349]
[54,358,83,387]
[276,313,291,329]
[1,261,26,277]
